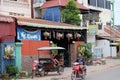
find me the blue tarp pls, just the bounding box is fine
[17,27,41,40]
[0,41,15,74]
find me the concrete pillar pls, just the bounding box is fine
[15,42,23,72]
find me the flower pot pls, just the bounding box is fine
[20,71,27,78]
[2,73,9,78]
[20,72,26,77]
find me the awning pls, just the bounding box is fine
[97,32,110,37]
[0,15,14,22]
[110,42,120,46]
[98,36,120,42]
[17,17,87,30]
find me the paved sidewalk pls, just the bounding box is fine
[18,59,120,80]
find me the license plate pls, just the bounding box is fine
[39,69,42,71]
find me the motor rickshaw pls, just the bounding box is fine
[31,46,65,78]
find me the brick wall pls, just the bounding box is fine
[21,40,50,72]
[70,41,85,65]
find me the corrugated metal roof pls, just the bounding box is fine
[105,26,120,38]
[41,0,89,10]
[97,25,120,41]
[16,17,87,30]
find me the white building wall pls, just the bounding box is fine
[96,40,110,57]
[87,35,96,43]
[77,0,111,25]
[99,9,111,25]
[0,0,31,17]
[87,35,96,52]
[111,47,117,57]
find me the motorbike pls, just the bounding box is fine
[31,60,44,78]
[71,62,86,80]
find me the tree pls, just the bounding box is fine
[62,0,81,25]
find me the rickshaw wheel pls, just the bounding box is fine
[40,69,45,77]
[57,66,64,75]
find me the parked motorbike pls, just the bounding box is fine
[71,62,86,80]
[31,60,44,78]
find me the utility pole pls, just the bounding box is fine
[111,0,114,28]
[110,0,114,58]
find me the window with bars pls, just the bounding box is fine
[97,0,104,8]
[88,0,97,6]
[106,0,111,9]
[88,0,110,10]
[34,0,45,4]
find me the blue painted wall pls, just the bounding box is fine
[43,7,61,22]
[0,43,2,76]
[0,41,15,74]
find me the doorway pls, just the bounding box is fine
[52,38,72,67]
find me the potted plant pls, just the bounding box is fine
[6,64,18,77]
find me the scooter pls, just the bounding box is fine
[31,60,44,78]
[71,62,86,80]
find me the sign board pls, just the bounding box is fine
[17,27,41,40]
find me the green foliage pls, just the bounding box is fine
[78,43,93,59]
[51,44,58,55]
[62,0,81,25]
[6,64,18,77]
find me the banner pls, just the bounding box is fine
[88,25,98,35]
[17,27,41,40]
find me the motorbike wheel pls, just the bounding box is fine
[81,72,86,80]
[71,72,77,80]
[57,66,64,75]
[31,70,36,78]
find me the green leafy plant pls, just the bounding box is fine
[78,43,93,59]
[6,64,18,77]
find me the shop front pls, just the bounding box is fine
[16,17,87,72]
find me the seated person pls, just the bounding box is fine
[51,55,59,66]
[75,53,86,74]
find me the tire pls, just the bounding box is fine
[39,69,45,77]
[71,72,77,80]
[57,66,64,75]
[81,72,86,80]
[31,70,35,78]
